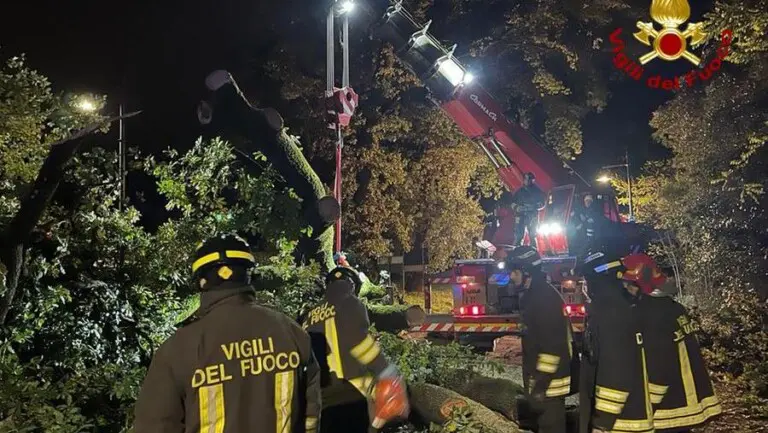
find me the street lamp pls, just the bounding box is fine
[597,149,634,222]
[339,0,355,14]
[75,96,98,113]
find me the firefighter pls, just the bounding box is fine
[134,233,322,433]
[577,247,654,433]
[620,254,722,432]
[570,193,611,256]
[507,246,572,433]
[303,266,409,433]
[502,172,545,248]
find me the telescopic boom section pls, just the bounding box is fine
[374,1,583,192]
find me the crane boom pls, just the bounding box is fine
[373,1,589,193]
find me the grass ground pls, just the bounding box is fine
[403,285,454,313]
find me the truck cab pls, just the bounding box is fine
[451,257,586,330]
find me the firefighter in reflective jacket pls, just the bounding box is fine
[134,234,322,433]
[578,248,654,433]
[502,172,545,248]
[507,246,572,433]
[303,266,409,432]
[620,254,721,432]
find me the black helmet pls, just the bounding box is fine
[576,246,624,279]
[325,266,363,295]
[505,246,542,274]
[192,233,256,280]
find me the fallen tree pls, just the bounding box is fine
[409,382,523,433]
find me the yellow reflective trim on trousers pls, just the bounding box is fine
[305,415,318,433]
[198,384,225,433]
[536,361,558,373]
[678,340,699,407]
[274,371,295,433]
[325,318,344,379]
[654,396,722,429]
[538,353,560,364]
[545,376,570,397]
[596,386,629,403]
[349,376,375,398]
[193,253,221,272]
[650,394,664,404]
[595,397,623,414]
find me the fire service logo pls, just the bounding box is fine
[609,0,732,90]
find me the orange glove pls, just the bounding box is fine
[371,376,410,429]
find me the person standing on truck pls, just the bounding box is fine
[570,194,612,256]
[577,247,654,433]
[620,254,722,432]
[501,172,546,248]
[303,266,409,433]
[507,246,572,433]
[134,233,322,433]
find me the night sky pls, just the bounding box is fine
[2,0,716,202]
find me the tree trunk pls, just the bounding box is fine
[198,70,335,272]
[367,304,425,332]
[408,382,523,433]
[439,370,525,422]
[0,113,137,324]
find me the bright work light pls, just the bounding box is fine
[339,1,355,14]
[437,57,466,87]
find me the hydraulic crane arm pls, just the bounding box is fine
[372,0,589,193]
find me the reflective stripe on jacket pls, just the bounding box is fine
[586,281,654,433]
[303,281,390,401]
[520,276,573,400]
[134,285,322,433]
[638,295,722,431]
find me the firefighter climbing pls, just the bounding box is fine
[134,234,322,433]
[303,266,409,433]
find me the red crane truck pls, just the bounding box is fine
[372,1,628,339]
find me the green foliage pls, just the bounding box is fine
[431,405,484,433]
[377,333,501,386]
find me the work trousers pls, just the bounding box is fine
[515,212,538,248]
[530,397,566,433]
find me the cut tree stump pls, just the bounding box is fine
[440,370,525,422]
[408,382,523,433]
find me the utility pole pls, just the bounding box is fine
[118,103,126,211]
[625,148,634,222]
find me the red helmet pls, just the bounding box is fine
[620,254,667,294]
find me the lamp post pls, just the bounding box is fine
[327,0,355,254]
[597,149,634,222]
[74,96,129,212]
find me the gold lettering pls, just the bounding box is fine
[206,365,221,384]
[252,357,263,375]
[289,352,300,368]
[222,343,235,360]
[276,353,288,370]
[192,369,206,388]
[219,364,232,381]
[241,359,251,376]
[288,352,299,368]
[263,354,276,372]
[240,340,252,357]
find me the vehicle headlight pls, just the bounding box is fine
[538,222,563,235]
